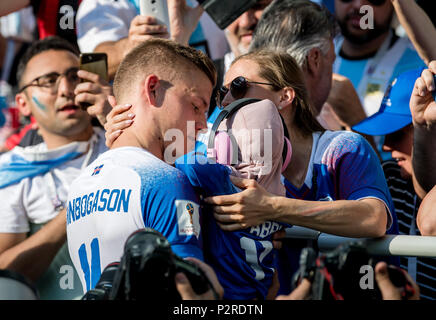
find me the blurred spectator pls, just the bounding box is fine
[1,0,84,152]
[221,0,273,73]
[249,0,369,133]
[0,8,36,152]
[333,0,427,161]
[206,0,272,118]
[333,0,425,118]
[0,7,35,86]
[76,0,228,80]
[0,0,82,48]
[353,68,436,300]
[0,37,110,299]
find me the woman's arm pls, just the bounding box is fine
[206,176,387,238]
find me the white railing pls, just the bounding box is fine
[285,226,436,258]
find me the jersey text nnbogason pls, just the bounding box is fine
[67,188,132,225]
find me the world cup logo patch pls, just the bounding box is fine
[186,203,194,224]
[176,200,200,239]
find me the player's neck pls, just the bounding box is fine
[341,31,389,59]
[41,125,94,150]
[111,130,164,160]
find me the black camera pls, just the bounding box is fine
[293,241,415,300]
[197,0,258,29]
[81,262,119,300]
[82,228,215,300]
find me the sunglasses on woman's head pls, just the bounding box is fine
[217,76,275,108]
[338,0,386,6]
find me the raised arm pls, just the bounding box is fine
[391,0,436,65]
[94,15,169,80]
[409,62,436,196]
[79,0,202,80]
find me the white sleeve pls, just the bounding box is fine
[0,183,29,233]
[76,0,138,53]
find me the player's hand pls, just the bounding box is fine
[410,61,436,128]
[175,257,224,300]
[205,176,275,231]
[168,0,204,46]
[74,70,113,126]
[375,262,420,300]
[103,96,135,148]
[126,15,169,54]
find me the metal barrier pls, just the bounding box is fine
[285,226,436,258]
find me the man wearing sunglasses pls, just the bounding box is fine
[333,0,425,118]
[0,37,110,299]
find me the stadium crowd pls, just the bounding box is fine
[0,0,435,302]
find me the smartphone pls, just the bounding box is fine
[79,53,108,82]
[197,0,258,30]
[79,53,108,109]
[139,0,170,35]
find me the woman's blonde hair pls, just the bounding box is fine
[232,50,325,136]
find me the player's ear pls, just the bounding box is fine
[144,74,160,107]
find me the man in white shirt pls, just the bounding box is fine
[0,36,111,299]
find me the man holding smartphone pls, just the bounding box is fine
[0,36,111,299]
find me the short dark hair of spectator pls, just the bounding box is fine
[250,0,338,68]
[16,36,80,88]
[113,38,216,102]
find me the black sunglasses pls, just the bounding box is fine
[338,0,387,6]
[217,76,276,107]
